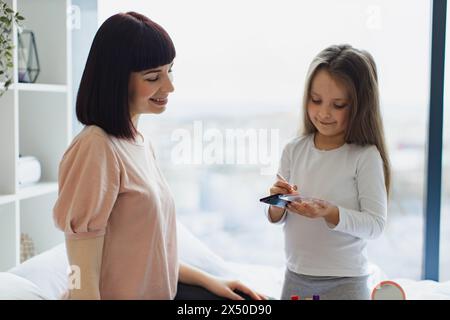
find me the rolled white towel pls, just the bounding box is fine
[18,156,41,186]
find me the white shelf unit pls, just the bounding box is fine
[0,0,73,271]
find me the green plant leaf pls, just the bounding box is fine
[0,1,24,96]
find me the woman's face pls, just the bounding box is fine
[128,62,174,117]
[307,69,350,141]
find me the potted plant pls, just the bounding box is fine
[0,0,24,97]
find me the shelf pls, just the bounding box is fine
[19,90,70,182]
[17,0,69,85]
[0,0,77,271]
[17,182,58,200]
[0,202,18,271]
[15,83,68,93]
[20,192,63,258]
[0,193,16,206]
[0,182,58,205]
[2,83,67,93]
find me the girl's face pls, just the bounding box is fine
[128,62,174,117]
[307,69,350,142]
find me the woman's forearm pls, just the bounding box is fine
[65,236,104,300]
[178,262,264,300]
[178,262,215,289]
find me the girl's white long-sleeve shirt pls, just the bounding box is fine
[266,134,387,277]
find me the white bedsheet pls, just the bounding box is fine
[2,221,450,300]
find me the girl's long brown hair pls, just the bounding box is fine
[301,44,391,195]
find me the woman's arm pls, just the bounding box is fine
[178,263,265,300]
[178,262,210,288]
[65,236,105,300]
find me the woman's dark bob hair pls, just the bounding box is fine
[76,12,176,139]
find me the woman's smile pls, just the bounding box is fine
[149,96,168,106]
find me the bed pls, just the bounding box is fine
[1,221,449,300]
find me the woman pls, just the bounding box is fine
[53,11,264,300]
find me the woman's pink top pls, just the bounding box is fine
[53,125,178,299]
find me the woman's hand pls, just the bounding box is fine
[204,276,267,300]
[178,263,267,300]
[287,199,340,226]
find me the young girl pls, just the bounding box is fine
[267,44,390,300]
[53,12,264,300]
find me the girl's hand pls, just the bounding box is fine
[287,199,340,225]
[267,175,299,222]
[269,180,298,196]
[204,277,267,300]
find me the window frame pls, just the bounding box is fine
[424,0,447,281]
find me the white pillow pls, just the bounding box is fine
[0,272,48,300]
[7,221,284,299]
[8,243,69,300]
[6,222,234,300]
[177,221,235,278]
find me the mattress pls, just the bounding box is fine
[1,221,449,300]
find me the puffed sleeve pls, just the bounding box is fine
[53,132,120,240]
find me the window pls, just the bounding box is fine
[98,0,432,279]
[440,0,450,282]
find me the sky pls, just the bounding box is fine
[97,0,433,117]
